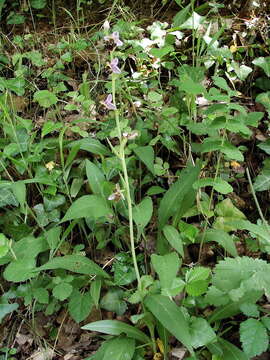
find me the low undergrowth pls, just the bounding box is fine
[1,0,270,359]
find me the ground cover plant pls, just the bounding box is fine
[0,0,270,358]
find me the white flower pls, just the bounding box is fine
[133,100,142,108]
[103,20,110,31]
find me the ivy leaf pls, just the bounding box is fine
[240,319,269,358]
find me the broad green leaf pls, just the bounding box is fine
[30,0,47,9]
[253,57,270,77]
[186,267,210,283]
[133,197,153,233]
[179,12,204,30]
[134,146,155,174]
[82,320,151,344]
[35,254,109,278]
[163,225,184,258]
[158,161,201,228]
[33,288,49,304]
[0,302,18,323]
[85,160,105,196]
[208,302,240,323]
[151,252,180,290]
[179,74,205,95]
[218,338,248,360]
[90,278,102,308]
[189,317,216,348]
[11,181,26,209]
[25,50,46,66]
[240,319,268,358]
[69,138,110,156]
[0,235,48,266]
[0,234,9,258]
[256,92,270,114]
[41,121,62,137]
[186,267,210,296]
[173,4,191,26]
[193,177,233,194]
[100,288,127,315]
[61,195,112,222]
[4,258,36,282]
[68,290,93,323]
[34,90,58,108]
[145,295,193,352]
[150,45,174,59]
[258,139,270,154]
[231,62,252,81]
[53,282,73,301]
[103,337,135,360]
[203,229,238,257]
[186,280,209,296]
[254,170,270,191]
[239,303,259,317]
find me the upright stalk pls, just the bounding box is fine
[111,74,141,290]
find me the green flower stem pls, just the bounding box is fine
[111,72,141,290]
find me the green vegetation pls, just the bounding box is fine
[0,0,270,358]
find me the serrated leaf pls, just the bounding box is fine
[33,288,49,304]
[145,294,193,352]
[163,225,184,257]
[82,320,151,344]
[218,338,248,360]
[240,319,268,358]
[53,282,73,301]
[68,290,93,323]
[34,90,58,108]
[239,303,259,317]
[35,255,109,278]
[61,195,112,222]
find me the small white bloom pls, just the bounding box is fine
[123,131,139,140]
[103,20,110,31]
[45,161,55,171]
[133,100,142,108]
[252,1,260,7]
[170,31,183,40]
